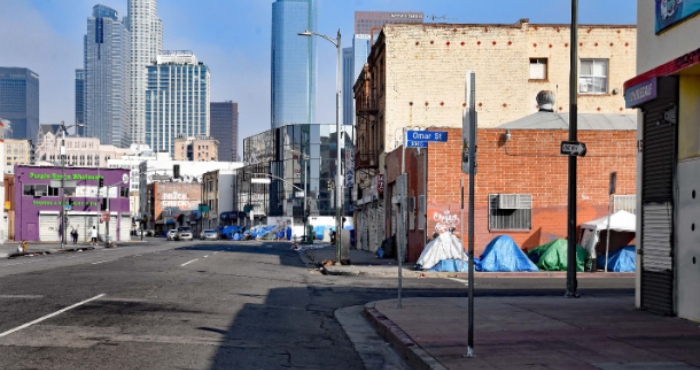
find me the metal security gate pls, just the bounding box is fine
[39,212,60,242]
[120,214,132,241]
[640,76,678,316]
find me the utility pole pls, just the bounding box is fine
[566,0,580,298]
[60,121,66,249]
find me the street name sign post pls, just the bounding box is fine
[560,141,587,157]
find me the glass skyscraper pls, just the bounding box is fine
[271,0,317,129]
[210,101,239,161]
[145,52,210,155]
[74,69,86,137]
[84,4,131,148]
[126,0,162,144]
[0,67,39,140]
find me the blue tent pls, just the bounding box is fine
[476,235,540,272]
[428,259,469,272]
[597,246,636,272]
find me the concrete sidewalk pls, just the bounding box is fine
[302,245,634,279]
[0,239,148,258]
[365,296,700,369]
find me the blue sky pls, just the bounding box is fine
[1,0,636,154]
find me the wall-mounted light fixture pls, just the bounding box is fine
[505,129,512,141]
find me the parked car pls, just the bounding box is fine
[200,229,219,240]
[176,227,194,241]
[166,229,177,241]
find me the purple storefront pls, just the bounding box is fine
[14,165,132,242]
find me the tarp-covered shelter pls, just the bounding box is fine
[528,239,588,272]
[580,210,636,258]
[597,245,636,272]
[417,232,468,271]
[476,235,539,272]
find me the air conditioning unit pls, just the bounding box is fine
[497,194,532,209]
[34,191,45,197]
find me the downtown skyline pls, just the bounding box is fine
[1,0,636,155]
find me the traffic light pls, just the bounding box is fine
[68,198,74,206]
[98,178,104,188]
[173,164,180,179]
[101,198,107,211]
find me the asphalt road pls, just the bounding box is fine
[0,239,634,369]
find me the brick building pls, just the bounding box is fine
[173,135,219,162]
[379,117,637,262]
[145,182,202,234]
[354,20,637,255]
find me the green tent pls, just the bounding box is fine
[527,238,589,272]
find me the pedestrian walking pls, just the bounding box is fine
[72,229,79,244]
[91,226,98,246]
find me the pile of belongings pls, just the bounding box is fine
[527,238,588,271]
[597,245,636,272]
[416,232,469,272]
[475,235,539,272]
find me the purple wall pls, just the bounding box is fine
[14,165,131,241]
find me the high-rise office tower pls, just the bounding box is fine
[74,69,86,136]
[271,0,317,129]
[210,101,239,161]
[0,67,39,140]
[145,52,210,155]
[84,4,131,148]
[126,0,162,144]
[354,11,423,35]
[342,47,354,126]
[342,11,423,127]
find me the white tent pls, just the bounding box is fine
[580,210,636,258]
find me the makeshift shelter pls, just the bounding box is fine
[580,210,636,259]
[597,245,636,272]
[476,235,539,272]
[528,238,588,272]
[417,232,468,271]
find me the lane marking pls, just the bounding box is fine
[0,293,106,338]
[203,255,209,258]
[446,277,469,286]
[0,295,44,299]
[181,259,198,267]
[91,260,110,265]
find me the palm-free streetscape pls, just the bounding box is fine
[2,0,700,369]
[0,238,695,369]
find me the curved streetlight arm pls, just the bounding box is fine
[298,29,339,47]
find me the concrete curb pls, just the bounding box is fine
[322,267,634,279]
[363,302,448,370]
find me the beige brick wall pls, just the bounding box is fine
[381,21,636,150]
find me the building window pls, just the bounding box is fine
[579,58,608,94]
[48,186,60,197]
[120,187,129,198]
[488,194,532,231]
[23,185,36,196]
[529,58,547,80]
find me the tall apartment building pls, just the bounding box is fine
[74,69,86,136]
[343,12,423,127]
[271,0,317,128]
[173,135,218,162]
[126,0,162,144]
[4,139,35,168]
[0,67,39,140]
[145,52,210,155]
[84,4,131,148]
[210,101,239,161]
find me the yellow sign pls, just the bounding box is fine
[4,201,10,210]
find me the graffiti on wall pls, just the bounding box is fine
[433,210,460,234]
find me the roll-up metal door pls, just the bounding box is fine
[640,76,678,316]
[39,213,60,242]
[107,215,118,241]
[67,215,87,242]
[120,215,131,241]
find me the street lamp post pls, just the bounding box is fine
[59,121,84,249]
[298,29,344,264]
